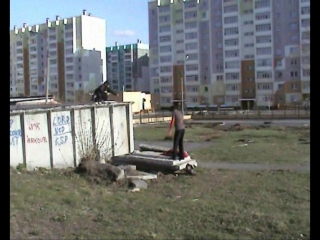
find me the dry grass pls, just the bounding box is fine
[10,167,310,239]
[134,123,310,165]
[10,122,310,239]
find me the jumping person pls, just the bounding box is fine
[168,105,185,160]
[92,81,117,102]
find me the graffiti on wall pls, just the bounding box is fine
[52,115,71,146]
[26,122,48,144]
[10,118,21,146]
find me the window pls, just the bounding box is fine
[289,46,298,54]
[226,72,239,80]
[226,84,239,91]
[244,55,254,59]
[256,35,272,43]
[301,7,310,15]
[255,12,270,20]
[256,24,271,32]
[217,64,223,70]
[160,45,171,53]
[290,71,298,78]
[291,59,298,65]
[225,61,239,69]
[186,75,199,82]
[256,58,272,67]
[244,20,254,25]
[159,15,170,23]
[278,84,283,90]
[302,31,310,40]
[160,55,172,63]
[302,69,310,77]
[276,60,282,67]
[301,19,310,28]
[244,32,254,36]
[160,77,172,83]
[216,53,223,59]
[256,47,272,55]
[186,86,198,92]
[159,35,171,42]
[225,38,238,46]
[257,83,272,90]
[186,64,199,71]
[185,32,198,40]
[185,42,198,50]
[302,57,310,65]
[159,5,170,12]
[257,71,272,79]
[291,35,298,42]
[226,96,239,103]
[159,25,171,33]
[215,21,222,27]
[185,11,197,19]
[216,75,223,81]
[161,87,173,93]
[243,9,253,14]
[224,27,238,36]
[225,50,239,58]
[224,5,238,13]
[185,22,197,29]
[224,16,238,25]
[244,43,254,47]
[302,81,310,89]
[255,0,270,9]
[290,11,297,18]
[160,66,171,73]
[290,23,298,30]
[291,83,298,90]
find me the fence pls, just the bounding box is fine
[189,106,310,120]
[133,106,310,123]
[10,103,134,170]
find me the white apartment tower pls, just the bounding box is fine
[10,10,107,103]
[106,40,150,92]
[148,0,310,109]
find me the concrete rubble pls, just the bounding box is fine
[111,144,198,173]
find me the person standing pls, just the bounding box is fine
[168,105,185,160]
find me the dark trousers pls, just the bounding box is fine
[172,129,185,159]
[93,91,108,102]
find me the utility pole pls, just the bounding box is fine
[45,50,50,104]
[181,55,189,115]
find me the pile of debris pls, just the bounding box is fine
[76,145,198,191]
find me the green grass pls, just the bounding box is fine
[10,167,310,239]
[134,124,310,165]
[11,123,310,239]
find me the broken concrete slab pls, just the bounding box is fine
[128,179,148,190]
[112,153,197,172]
[118,164,137,173]
[126,169,158,180]
[139,144,170,152]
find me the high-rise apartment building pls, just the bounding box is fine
[10,10,106,103]
[106,40,150,92]
[148,0,310,109]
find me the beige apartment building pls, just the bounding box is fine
[148,0,310,109]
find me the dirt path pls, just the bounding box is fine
[135,140,310,173]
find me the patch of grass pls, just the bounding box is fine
[134,123,310,164]
[190,127,310,164]
[10,167,310,239]
[134,123,223,142]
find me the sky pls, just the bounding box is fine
[10,0,150,46]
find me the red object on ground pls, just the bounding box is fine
[161,149,189,158]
